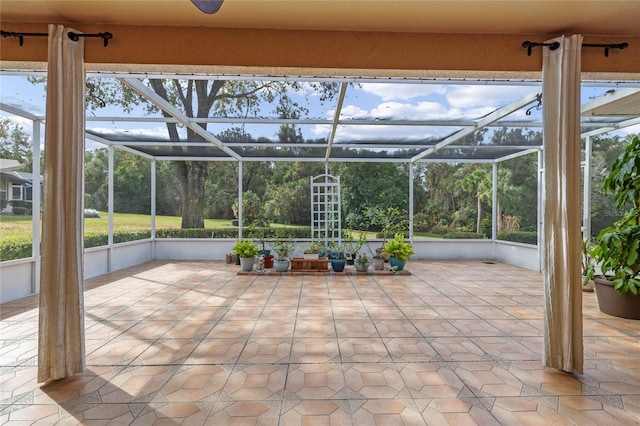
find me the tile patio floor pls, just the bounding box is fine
[1,260,639,425]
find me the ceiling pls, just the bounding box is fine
[1,0,639,36]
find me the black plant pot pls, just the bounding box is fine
[594,276,640,320]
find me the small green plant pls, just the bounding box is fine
[584,135,640,295]
[581,238,594,277]
[272,237,295,260]
[355,252,370,266]
[383,233,415,260]
[304,241,325,254]
[232,240,259,258]
[328,241,345,260]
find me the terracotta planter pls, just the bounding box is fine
[373,257,385,270]
[263,254,274,268]
[594,276,640,320]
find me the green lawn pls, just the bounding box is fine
[0,212,235,241]
[0,211,381,242]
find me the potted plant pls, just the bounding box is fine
[304,241,326,259]
[581,238,594,292]
[354,251,370,272]
[584,135,640,319]
[272,236,295,272]
[233,240,259,272]
[383,233,415,271]
[329,242,346,272]
[343,231,367,265]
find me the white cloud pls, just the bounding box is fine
[621,123,640,136]
[359,83,445,101]
[445,85,537,109]
[87,125,179,140]
[339,101,493,122]
[333,124,453,143]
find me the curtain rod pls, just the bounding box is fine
[522,41,628,57]
[1,30,113,47]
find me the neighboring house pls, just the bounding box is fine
[0,159,41,211]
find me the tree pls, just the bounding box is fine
[0,117,32,170]
[141,79,338,229]
[72,77,340,228]
[460,165,492,233]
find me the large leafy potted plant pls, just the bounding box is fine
[382,233,414,271]
[584,135,640,319]
[233,240,259,272]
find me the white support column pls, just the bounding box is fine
[238,161,243,240]
[537,149,544,272]
[582,136,592,239]
[108,146,114,272]
[492,162,498,240]
[151,159,157,259]
[31,120,42,294]
[409,163,414,243]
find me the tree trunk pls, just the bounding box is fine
[176,161,208,228]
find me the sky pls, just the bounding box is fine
[1,74,639,151]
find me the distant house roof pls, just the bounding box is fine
[0,171,29,184]
[0,159,21,172]
[0,170,41,185]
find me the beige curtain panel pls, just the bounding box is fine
[542,34,584,374]
[38,24,86,382]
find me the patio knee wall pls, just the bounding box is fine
[0,239,539,303]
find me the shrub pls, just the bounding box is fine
[480,215,492,236]
[429,225,448,235]
[497,231,538,245]
[442,232,485,239]
[0,238,32,261]
[10,200,32,214]
[84,209,101,218]
[12,207,29,216]
[84,232,109,248]
[84,231,151,248]
[113,230,151,243]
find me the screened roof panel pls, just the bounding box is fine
[329,147,424,160]
[423,146,536,161]
[125,144,230,158]
[230,145,328,158]
[1,73,639,163]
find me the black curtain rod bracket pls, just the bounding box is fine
[582,42,629,57]
[522,40,628,57]
[67,31,113,47]
[1,29,113,47]
[522,41,560,56]
[1,30,46,46]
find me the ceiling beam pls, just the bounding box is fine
[120,77,241,161]
[325,83,348,162]
[410,91,542,162]
[581,116,640,138]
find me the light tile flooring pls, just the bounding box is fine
[1,260,639,425]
